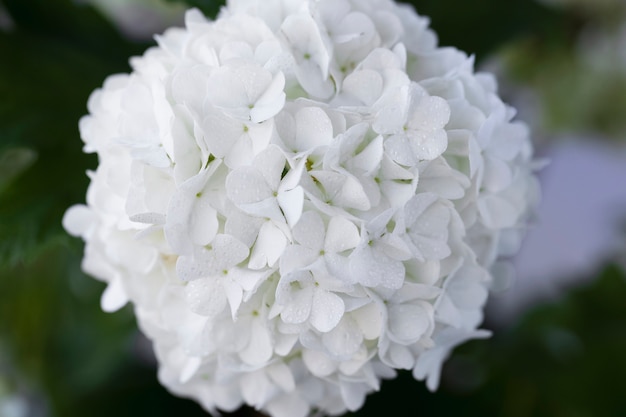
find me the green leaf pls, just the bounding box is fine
[0,147,37,192]
[0,0,148,267]
[407,0,565,60]
[162,0,225,19]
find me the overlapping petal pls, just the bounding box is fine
[65,1,539,416]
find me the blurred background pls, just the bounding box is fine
[1,0,625,416]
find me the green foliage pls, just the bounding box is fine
[476,264,626,417]
[408,0,563,60]
[0,244,138,415]
[502,38,626,138]
[162,0,225,19]
[0,0,147,267]
[0,1,149,410]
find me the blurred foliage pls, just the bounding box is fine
[162,0,223,18]
[503,41,626,139]
[0,0,146,267]
[0,0,625,416]
[408,0,564,61]
[499,0,626,139]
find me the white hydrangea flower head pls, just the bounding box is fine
[63,1,540,415]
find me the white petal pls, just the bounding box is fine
[295,107,334,151]
[310,290,345,332]
[418,158,469,200]
[292,210,325,250]
[385,134,417,166]
[165,166,220,254]
[101,276,129,312]
[404,192,439,226]
[129,144,171,168]
[339,381,367,412]
[323,253,354,283]
[189,196,219,248]
[293,54,334,100]
[240,372,271,407]
[176,235,249,281]
[490,122,528,160]
[322,316,363,358]
[129,212,166,225]
[249,221,287,269]
[333,174,371,211]
[254,145,286,191]
[184,277,227,317]
[388,302,431,344]
[387,344,414,369]
[202,107,243,158]
[350,135,383,174]
[324,216,360,253]
[279,245,318,275]
[266,394,309,417]
[447,278,489,310]
[280,287,314,325]
[225,209,264,248]
[380,154,413,180]
[240,320,273,366]
[238,197,284,221]
[406,129,448,161]
[250,71,286,123]
[212,234,250,268]
[172,105,204,184]
[267,362,296,392]
[302,348,337,377]
[350,245,405,289]
[392,282,441,303]
[232,267,272,293]
[63,205,95,237]
[351,302,382,340]
[381,180,415,208]
[277,186,304,228]
[372,86,408,134]
[408,95,450,131]
[478,194,519,228]
[343,69,383,105]
[482,156,513,192]
[223,280,244,318]
[170,65,207,113]
[179,356,202,384]
[224,134,255,169]
[247,119,275,156]
[433,294,462,328]
[207,64,272,120]
[225,167,273,205]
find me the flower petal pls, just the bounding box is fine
[324,216,360,253]
[249,221,288,269]
[310,290,345,332]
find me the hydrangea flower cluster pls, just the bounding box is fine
[63,0,539,415]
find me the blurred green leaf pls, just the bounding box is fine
[407,0,565,60]
[0,4,155,411]
[0,0,148,267]
[502,39,626,138]
[0,243,137,416]
[163,0,225,19]
[0,147,37,191]
[2,0,136,55]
